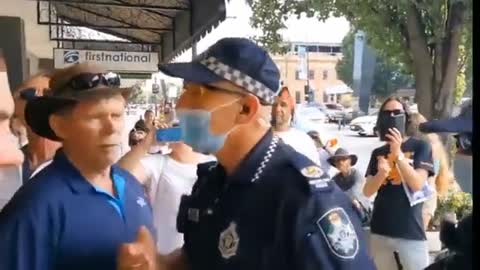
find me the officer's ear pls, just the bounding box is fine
[235,94,260,125]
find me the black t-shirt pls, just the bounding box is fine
[365,137,434,240]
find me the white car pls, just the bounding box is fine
[295,105,329,123]
[349,111,379,136]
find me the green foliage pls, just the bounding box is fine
[434,190,473,225]
[249,0,472,117]
[336,30,414,98]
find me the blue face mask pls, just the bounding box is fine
[176,100,239,154]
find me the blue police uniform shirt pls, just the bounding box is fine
[0,150,155,270]
[176,130,375,270]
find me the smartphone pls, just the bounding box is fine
[155,127,182,142]
[378,113,406,141]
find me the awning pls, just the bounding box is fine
[36,0,227,63]
[324,84,354,95]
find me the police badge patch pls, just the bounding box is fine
[317,208,359,259]
[218,221,240,259]
[300,166,323,178]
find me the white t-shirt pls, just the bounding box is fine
[276,128,321,165]
[318,148,336,177]
[140,154,215,254]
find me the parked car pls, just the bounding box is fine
[349,110,379,136]
[324,103,348,123]
[295,105,329,123]
[293,116,338,150]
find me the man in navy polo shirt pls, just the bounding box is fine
[117,38,375,270]
[0,63,155,270]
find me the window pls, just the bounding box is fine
[296,70,315,80]
[322,70,328,80]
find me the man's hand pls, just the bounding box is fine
[118,226,158,270]
[377,156,391,178]
[385,128,403,159]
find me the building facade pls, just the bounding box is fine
[272,42,348,104]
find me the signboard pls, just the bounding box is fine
[297,46,308,80]
[54,48,158,73]
[152,83,160,94]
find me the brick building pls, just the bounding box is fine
[271,42,349,104]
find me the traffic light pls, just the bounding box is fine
[304,85,314,103]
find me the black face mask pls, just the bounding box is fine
[377,111,406,141]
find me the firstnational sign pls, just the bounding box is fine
[54,48,158,73]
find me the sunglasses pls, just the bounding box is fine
[380,109,405,116]
[66,72,121,91]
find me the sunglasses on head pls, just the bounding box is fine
[66,72,121,91]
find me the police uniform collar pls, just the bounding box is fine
[53,149,122,193]
[225,129,278,185]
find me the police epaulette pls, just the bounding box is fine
[286,149,325,180]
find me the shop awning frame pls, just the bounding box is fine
[35,0,227,62]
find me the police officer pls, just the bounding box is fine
[420,101,472,270]
[117,38,375,270]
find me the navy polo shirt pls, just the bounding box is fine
[177,130,375,270]
[0,150,155,270]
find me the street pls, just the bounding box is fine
[318,123,383,175]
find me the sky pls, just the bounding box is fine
[174,0,351,62]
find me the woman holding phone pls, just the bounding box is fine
[363,97,435,270]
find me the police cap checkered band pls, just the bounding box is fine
[200,56,275,104]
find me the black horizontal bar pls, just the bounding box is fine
[51,37,159,45]
[40,0,189,11]
[39,21,171,31]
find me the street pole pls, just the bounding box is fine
[306,49,311,103]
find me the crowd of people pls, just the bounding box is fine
[0,37,472,270]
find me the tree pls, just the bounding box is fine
[249,0,472,119]
[336,30,414,98]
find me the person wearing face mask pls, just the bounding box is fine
[12,73,62,183]
[420,101,472,270]
[117,38,375,270]
[0,50,24,209]
[272,87,320,165]
[118,121,215,254]
[363,96,435,270]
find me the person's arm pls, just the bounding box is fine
[351,170,371,208]
[117,226,189,270]
[363,170,388,198]
[396,158,428,192]
[0,204,53,269]
[362,151,390,198]
[157,249,189,270]
[292,181,376,270]
[387,128,433,192]
[117,143,150,184]
[118,122,159,184]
